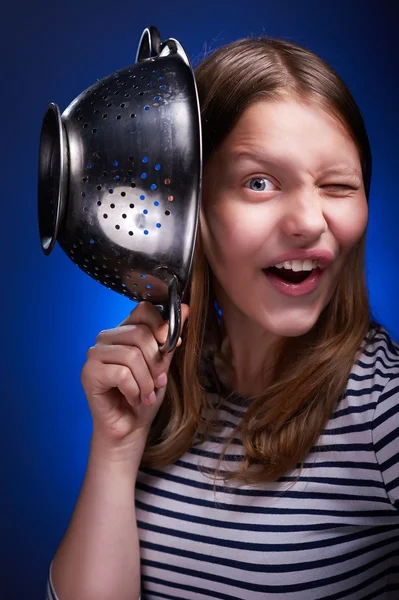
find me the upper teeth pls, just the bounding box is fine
[273,259,320,271]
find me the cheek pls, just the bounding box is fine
[330,200,368,252]
[201,203,263,261]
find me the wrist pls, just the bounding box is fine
[90,428,150,467]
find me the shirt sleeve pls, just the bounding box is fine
[45,560,142,599]
[46,561,60,599]
[372,374,399,510]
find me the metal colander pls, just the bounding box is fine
[38,25,202,353]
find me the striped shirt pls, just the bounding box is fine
[46,324,399,599]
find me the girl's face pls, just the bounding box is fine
[200,98,368,344]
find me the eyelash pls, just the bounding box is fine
[321,184,358,191]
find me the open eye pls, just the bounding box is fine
[244,177,277,192]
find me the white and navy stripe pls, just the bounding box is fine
[46,325,399,599]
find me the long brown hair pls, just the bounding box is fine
[140,36,380,486]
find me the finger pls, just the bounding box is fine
[94,324,167,378]
[123,301,190,342]
[82,362,140,408]
[87,344,165,400]
[118,301,165,330]
[155,302,191,346]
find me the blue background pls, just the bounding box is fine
[2,1,398,598]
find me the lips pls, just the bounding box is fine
[264,265,326,297]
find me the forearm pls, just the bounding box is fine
[50,433,147,600]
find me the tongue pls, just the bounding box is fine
[266,266,312,284]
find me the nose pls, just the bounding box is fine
[280,188,328,240]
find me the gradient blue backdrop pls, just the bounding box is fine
[2,1,398,598]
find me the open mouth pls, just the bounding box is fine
[264,266,320,284]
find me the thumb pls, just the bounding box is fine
[179,303,190,333]
[156,303,190,352]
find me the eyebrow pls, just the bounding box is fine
[228,150,363,180]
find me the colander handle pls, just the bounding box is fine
[155,269,181,355]
[136,26,161,62]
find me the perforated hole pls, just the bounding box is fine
[70,73,176,286]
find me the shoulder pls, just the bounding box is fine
[364,324,399,431]
[358,323,399,372]
[361,324,399,509]
[333,323,399,430]
[362,322,399,412]
[350,323,399,398]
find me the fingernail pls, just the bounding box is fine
[148,391,157,405]
[156,373,167,387]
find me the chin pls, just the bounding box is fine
[261,312,321,338]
